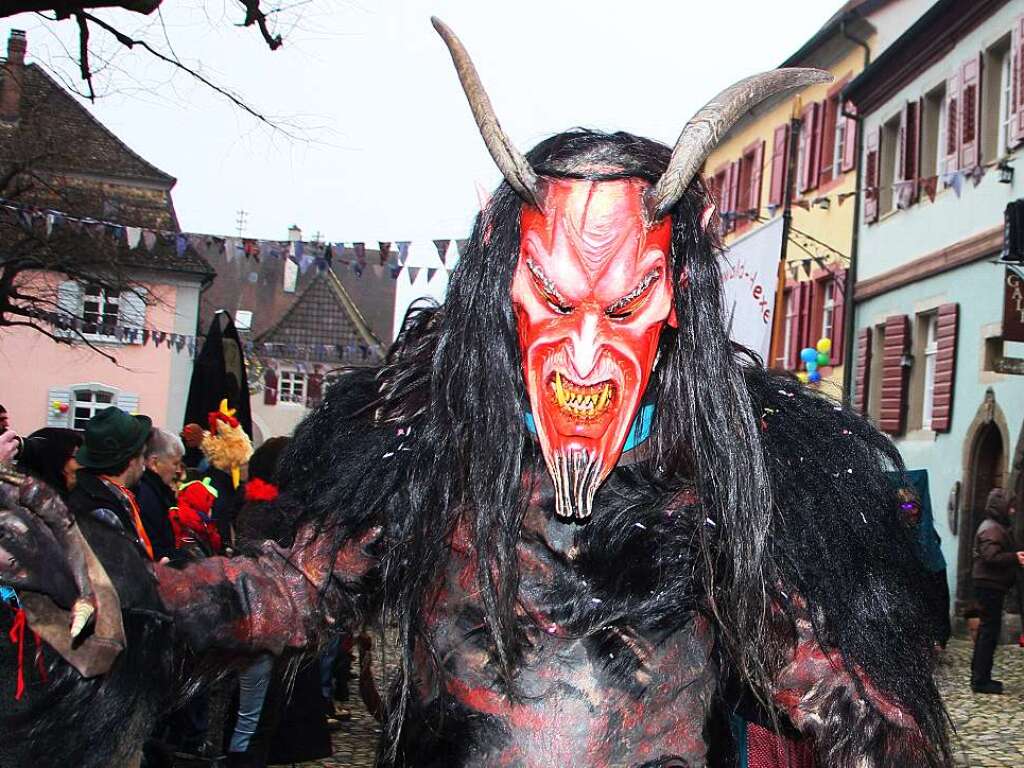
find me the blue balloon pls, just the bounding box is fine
[805,360,818,373]
[800,347,817,363]
[808,370,822,383]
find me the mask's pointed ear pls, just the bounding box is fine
[700,203,716,232]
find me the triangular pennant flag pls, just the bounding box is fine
[142,329,150,346]
[921,176,938,203]
[794,199,811,211]
[433,239,451,265]
[408,266,421,284]
[143,230,157,250]
[175,335,186,352]
[800,259,812,278]
[352,260,364,278]
[378,242,392,266]
[176,234,187,258]
[455,239,469,261]
[427,267,439,281]
[969,165,987,187]
[391,264,403,279]
[353,242,366,265]
[397,241,411,266]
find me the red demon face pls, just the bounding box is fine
[512,178,674,519]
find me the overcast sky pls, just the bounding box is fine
[6,1,838,242]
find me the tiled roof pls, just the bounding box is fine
[255,268,384,363]
[0,63,174,183]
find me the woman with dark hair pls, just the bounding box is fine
[16,427,83,498]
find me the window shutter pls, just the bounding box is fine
[784,289,799,370]
[879,314,910,435]
[57,281,83,321]
[115,392,139,415]
[727,160,742,232]
[819,98,838,185]
[45,387,72,428]
[119,288,147,342]
[799,102,822,192]
[930,303,959,433]
[898,101,921,204]
[748,140,764,218]
[830,268,847,366]
[864,127,880,224]
[796,280,813,355]
[944,70,961,173]
[768,124,789,208]
[841,102,858,173]
[709,164,726,209]
[960,55,982,169]
[263,368,278,406]
[853,327,872,415]
[306,371,324,408]
[1012,15,1024,147]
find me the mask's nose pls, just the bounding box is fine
[567,312,601,380]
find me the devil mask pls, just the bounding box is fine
[512,179,673,517]
[432,17,829,518]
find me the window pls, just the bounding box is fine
[998,42,1013,158]
[982,35,1012,162]
[72,389,114,431]
[937,88,948,175]
[879,114,900,214]
[734,140,764,230]
[780,290,797,368]
[832,113,846,178]
[820,279,836,341]
[921,314,939,430]
[82,285,120,331]
[921,84,946,179]
[235,310,253,332]
[279,370,306,404]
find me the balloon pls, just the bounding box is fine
[800,347,817,364]
[60,403,69,413]
[817,352,830,366]
[805,360,818,373]
[816,338,832,355]
[51,400,60,408]
[797,371,810,383]
[808,370,822,383]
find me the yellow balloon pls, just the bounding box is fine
[797,371,810,383]
[52,400,60,408]
[816,338,832,355]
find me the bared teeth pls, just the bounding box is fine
[548,373,615,420]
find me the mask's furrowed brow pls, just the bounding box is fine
[605,267,663,315]
[526,258,570,306]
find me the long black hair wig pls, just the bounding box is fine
[281,128,950,764]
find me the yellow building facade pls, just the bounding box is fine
[703,0,932,395]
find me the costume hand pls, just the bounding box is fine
[0,430,20,465]
[1016,551,1024,567]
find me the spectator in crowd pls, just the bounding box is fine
[0,404,21,465]
[0,404,9,432]
[970,488,1024,694]
[67,407,154,561]
[16,428,82,499]
[135,428,185,561]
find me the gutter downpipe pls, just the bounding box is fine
[840,18,871,403]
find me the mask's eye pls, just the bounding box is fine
[525,258,574,315]
[605,267,662,320]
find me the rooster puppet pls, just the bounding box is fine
[0,19,950,768]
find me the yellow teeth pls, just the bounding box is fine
[548,375,614,420]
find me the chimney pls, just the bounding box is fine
[1,30,26,122]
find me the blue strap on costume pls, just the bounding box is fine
[524,404,655,452]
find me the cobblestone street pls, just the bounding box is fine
[294,638,1024,768]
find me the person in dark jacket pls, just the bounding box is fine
[16,427,82,499]
[67,407,153,562]
[970,488,1023,693]
[134,428,185,562]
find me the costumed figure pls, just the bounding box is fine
[169,478,224,556]
[0,19,951,768]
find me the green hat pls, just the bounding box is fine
[75,407,152,470]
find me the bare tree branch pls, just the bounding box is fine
[237,0,283,50]
[73,11,96,102]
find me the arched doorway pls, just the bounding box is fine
[956,422,1005,607]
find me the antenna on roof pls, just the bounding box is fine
[235,209,248,238]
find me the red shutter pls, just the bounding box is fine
[944,71,961,173]
[819,97,838,184]
[263,368,278,406]
[841,102,858,173]
[853,326,872,415]
[727,160,742,232]
[830,268,847,366]
[768,123,789,207]
[785,288,799,370]
[710,164,727,209]
[879,314,910,435]
[799,102,822,192]
[898,100,921,204]
[306,370,324,408]
[864,127,880,224]
[931,303,959,433]
[960,55,982,169]
[1012,15,1024,147]
[797,280,813,353]
[748,140,764,217]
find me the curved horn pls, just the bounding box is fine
[646,68,833,221]
[432,17,543,207]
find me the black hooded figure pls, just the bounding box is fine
[0,19,951,768]
[183,311,253,465]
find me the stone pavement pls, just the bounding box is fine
[296,637,1024,768]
